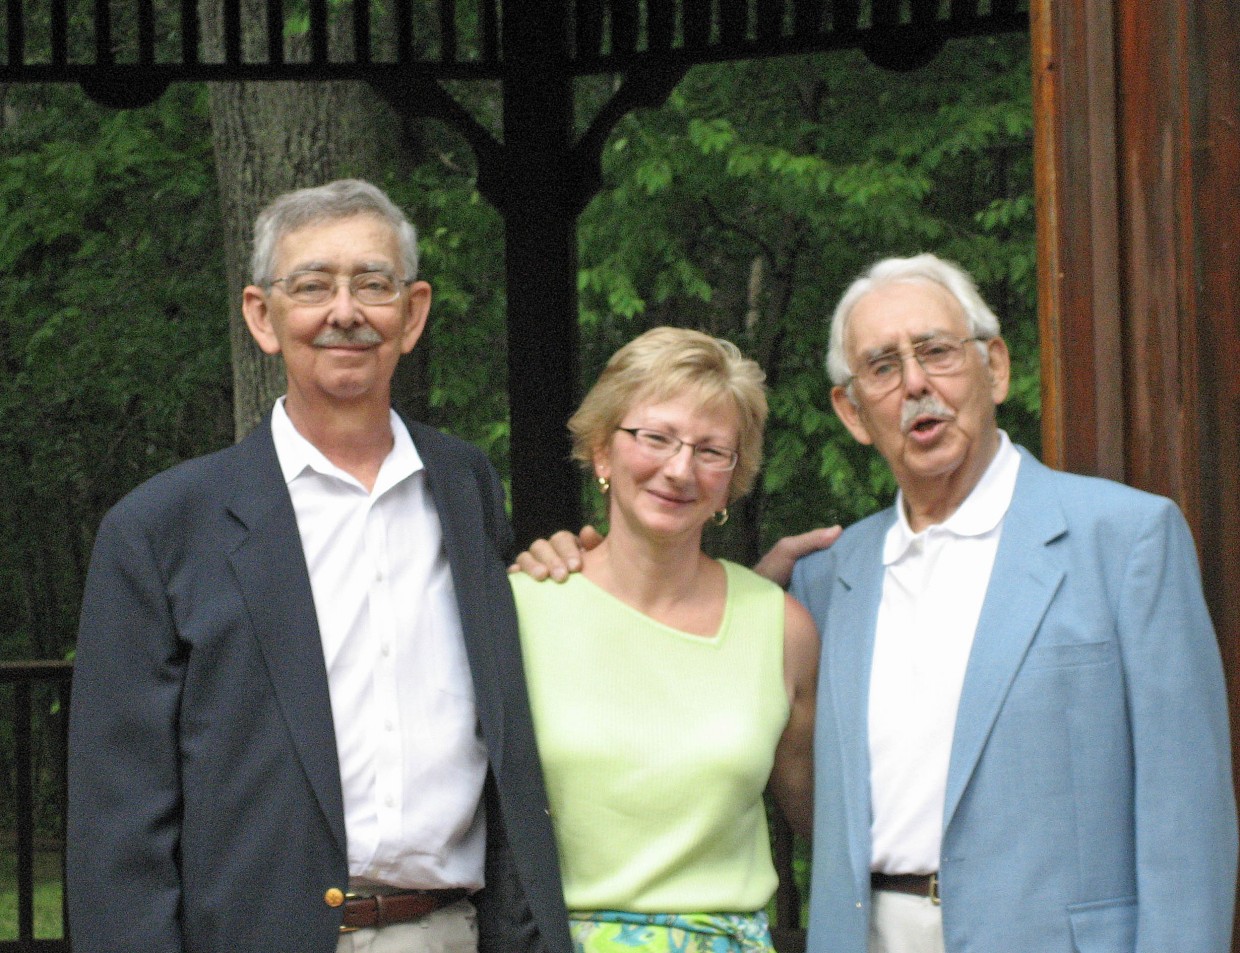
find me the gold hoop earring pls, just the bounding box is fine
[712,508,729,526]
[597,476,610,495]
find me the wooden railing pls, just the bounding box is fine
[0,660,806,951]
[1,660,72,953]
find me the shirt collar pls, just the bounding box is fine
[883,430,1021,565]
[269,397,422,493]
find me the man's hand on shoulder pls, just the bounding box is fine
[509,526,604,582]
[754,526,843,588]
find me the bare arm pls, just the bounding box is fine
[753,527,842,588]
[508,526,604,581]
[768,593,819,838]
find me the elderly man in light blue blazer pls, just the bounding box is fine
[785,254,1236,953]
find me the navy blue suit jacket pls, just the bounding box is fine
[67,415,571,953]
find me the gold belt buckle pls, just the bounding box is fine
[928,873,941,906]
[338,892,362,934]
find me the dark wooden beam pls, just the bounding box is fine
[1116,1,1240,932]
[1182,0,1240,691]
[1031,0,1123,480]
[1033,2,1240,942]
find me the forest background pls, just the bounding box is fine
[0,24,1035,841]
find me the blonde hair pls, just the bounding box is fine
[569,327,767,503]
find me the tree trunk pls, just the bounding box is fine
[199,3,425,440]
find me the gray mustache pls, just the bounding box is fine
[901,394,955,433]
[314,326,384,347]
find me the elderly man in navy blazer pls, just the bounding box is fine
[67,180,571,953]
[784,254,1237,953]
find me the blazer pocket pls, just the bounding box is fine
[1067,897,1136,953]
[1024,639,1114,670]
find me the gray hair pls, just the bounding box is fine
[825,253,1001,387]
[250,179,419,285]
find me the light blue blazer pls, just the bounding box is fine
[790,447,1236,953]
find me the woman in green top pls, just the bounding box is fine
[510,327,818,953]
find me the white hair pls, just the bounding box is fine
[825,253,1001,387]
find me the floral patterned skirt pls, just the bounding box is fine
[569,910,775,953]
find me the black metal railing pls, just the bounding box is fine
[1,660,72,953]
[769,809,807,951]
[1,0,1029,81]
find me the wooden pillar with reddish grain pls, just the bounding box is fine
[1032,0,1240,939]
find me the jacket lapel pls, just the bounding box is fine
[409,421,506,772]
[225,422,347,854]
[831,517,892,888]
[942,451,1066,830]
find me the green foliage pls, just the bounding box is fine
[0,34,1038,659]
[577,34,1037,548]
[0,84,231,659]
[384,130,510,462]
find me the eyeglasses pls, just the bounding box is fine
[268,270,412,306]
[616,427,739,471]
[846,334,987,398]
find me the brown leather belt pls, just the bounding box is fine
[870,871,940,905]
[340,887,470,932]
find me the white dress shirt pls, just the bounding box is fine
[270,399,488,890]
[868,432,1021,875]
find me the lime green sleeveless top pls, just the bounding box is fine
[511,559,789,913]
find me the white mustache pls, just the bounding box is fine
[901,394,955,434]
[314,326,383,347]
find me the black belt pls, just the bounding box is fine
[871,871,940,905]
[340,887,470,932]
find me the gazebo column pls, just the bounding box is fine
[378,22,685,550]
[481,10,683,548]
[499,62,584,548]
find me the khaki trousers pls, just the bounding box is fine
[336,898,479,953]
[868,889,946,953]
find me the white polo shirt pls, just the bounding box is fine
[868,432,1021,875]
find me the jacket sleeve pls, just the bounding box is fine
[473,774,557,953]
[478,453,516,564]
[67,505,186,953]
[1121,500,1237,953]
[467,451,572,953]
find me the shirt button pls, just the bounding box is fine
[381,643,391,657]
[385,795,395,808]
[385,720,394,731]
